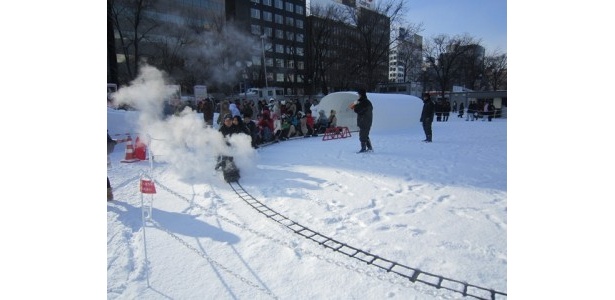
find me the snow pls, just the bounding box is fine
[103,66,507,299]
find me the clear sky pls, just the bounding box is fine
[403,0,507,54]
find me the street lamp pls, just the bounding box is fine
[260,34,269,89]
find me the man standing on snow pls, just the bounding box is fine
[350,88,373,153]
[420,94,435,142]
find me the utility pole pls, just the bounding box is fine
[261,34,269,89]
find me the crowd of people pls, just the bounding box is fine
[193,97,340,149]
[463,101,496,122]
[108,92,501,199]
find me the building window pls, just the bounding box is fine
[296,19,303,29]
[275,0,283,9]
[296,47,304,56]
[251,25,261,35]
[263,0,272,6]
[276,73,285,82]
[263,11,272,22]
[286,31,294,41]
[275,14,283,24]
[286,2,293,12]
[251,0,259,3]
[250,8,260,19]
[276,44,284,53]
[252,55,261,66]
[275,58,284,67]
[295,5,303,15]
[266,58,273,67]
[287,60,294,68]
[285,17,294,26]
[275,29,283,39]
[296,33,303,42]
[297,61,304,70]
[264,27,272,37]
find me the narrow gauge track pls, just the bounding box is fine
[228,181,507,300]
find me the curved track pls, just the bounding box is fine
[228,181,507,300]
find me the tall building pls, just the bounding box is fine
[226,0,307,96]
[388,28,422,84]
[306,3,390,93]
[109,0,226,86]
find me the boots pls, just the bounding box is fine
[423,134,432,143]
[107,188,114,201]
[357,142,367,153]
[366,140,373,151]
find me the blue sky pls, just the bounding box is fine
[403,0,507,53]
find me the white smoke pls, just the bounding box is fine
[111,64,256,181]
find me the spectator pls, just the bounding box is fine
[458,102,465,118]
[328,109,338,128]
[229,101,241,117]
[303,111,316,137]
[315,109,329,134]
[303,98,312,114]
[292,111,302,136]
[310,99,319,118]
[202,98,214,126]
[257,110,274,143]
[232,115,250,136]
[244,114,260,148]
[279,114,297,141]
[487,102,496,121]
[272,112,282,142]
[443,101,450,122]
[217,100,231,127]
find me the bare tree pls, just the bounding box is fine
[484,50,507,91]
[393,23,424,83]
[307,4,347,95]
[344,0,406,90]
[423,34,480,98]
[110,0,160,83]
[108,0,118,84]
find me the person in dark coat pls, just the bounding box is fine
[458,102,465,118]
[350,89,373,152]
[218,114,235,138]
[202,98,214,126]
[215,114,239,180]
[420,94,435,142]
[107,132,117,201]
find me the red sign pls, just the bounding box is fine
[140,179,157,194]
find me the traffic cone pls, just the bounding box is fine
[134,136,148,161]
[121,135,139,163]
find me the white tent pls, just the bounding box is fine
[314,91,424,133]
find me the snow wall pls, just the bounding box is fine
[107,108,140,137]
[315,92,424,133]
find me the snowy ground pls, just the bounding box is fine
[107,106,507,300]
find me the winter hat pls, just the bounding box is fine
[358,89,367,97]
[224,113,232,120]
